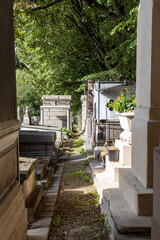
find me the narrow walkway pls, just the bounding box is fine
[48,143,109,240]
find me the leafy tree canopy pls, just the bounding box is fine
[14,0,138,115]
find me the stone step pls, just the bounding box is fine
[36,168,53,189]
[49,154,59,167]
[59,152,68,161]
[105,156,131,182]
[119,168,153,216]
[101,188,151,240]
[41,156,52,166]
[27,185,43,221]
[35,163,46,180]
[27,228,50,240]
[115,139,132,166]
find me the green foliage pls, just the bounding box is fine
[75,139,84,147]
[52,215,61,228]
[89,192,99,204]
[76,195,80,202]
[79,148,87,156]
[66,151,71,157]
[81,161,89,168]
[14,0,138,114]
[82,174,91,182]
[103,225,111,234]
[62,128,74,138]
[49,236,55,240]
[59,147,65,154]
[16,69,42,116]
[99,215,106,222]
[67,169,90,182]
[109,88,136,113]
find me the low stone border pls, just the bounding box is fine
[27,162,64,240]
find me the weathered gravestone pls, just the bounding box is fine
[23,107,31,125]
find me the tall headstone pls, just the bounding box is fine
[0,1,27,239]
[81,95,87,132]
[23,107,31,125]
[17,106,22,122]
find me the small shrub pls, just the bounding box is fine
[75,139,84,147]
[99,215,106,222]
[89,192,99,204]
[62,128,74,138]
[62,127,67,132]
[103,225,111,234]
[76,195,80,202]
[81,161,89,168]
[52,215,61,228]
[79,148,87,156]
[49,236,55,240]
[83,174,91,182]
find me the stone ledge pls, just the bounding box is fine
[27,228,50,240]
[36,168,53,189]
[27,185,43,221]
[20,157,37,182]
[27,163,64,240]
[119,168,153,216]
[105,156,131,182]
[102,188,151,237]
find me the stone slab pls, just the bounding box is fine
[27,185,43,220]
[35,164,46,180]
[105,155,131,182]
[102,188,151,234]
[19,130,56,143]
[38,211,53,217]
[35,217,52,228]
[36,168,53,189]
[27,228,49,240]
[119,168,153,216]
[115,139,132,166]
[20,157,37,182]
[19,130,56,156]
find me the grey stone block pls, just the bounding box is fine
[27,228,49,240]
[36,217,52,228]
[39,212,53,217]
[19,130,56,156]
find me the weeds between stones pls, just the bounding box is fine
[49,161,109,240]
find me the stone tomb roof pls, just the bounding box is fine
[42,95,71,106]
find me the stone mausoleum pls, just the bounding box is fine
[40,95,72,130]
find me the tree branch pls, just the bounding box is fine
[24,0,63,12]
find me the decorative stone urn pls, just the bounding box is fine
[118,112,134,145]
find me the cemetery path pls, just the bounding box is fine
[48,138,109,240]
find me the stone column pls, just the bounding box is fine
[0,1,27,239]
[67,109,70,130]
[81,95,87,132]
[132,0,160,188]
[40,106,44,125]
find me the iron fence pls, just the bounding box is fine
[96,120,123,146]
